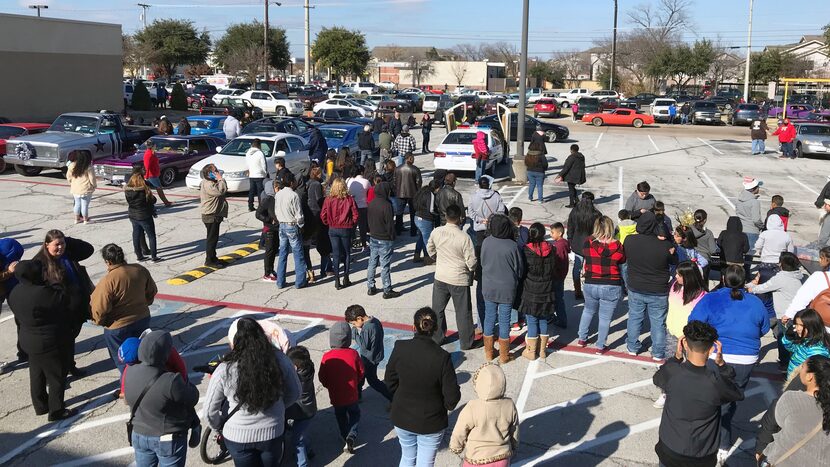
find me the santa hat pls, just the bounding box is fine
[742,177,762,190]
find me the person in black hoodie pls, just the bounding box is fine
[285,346,318,467]
[256,179,281,282]
[307,166,332,278]
[717,216,750,271]
[624,211,677,360]
[358,125,375,167]
[555,144,587,208]
[8,260,75,421]
[366,181,401,299]
[124,330,199,465]
[653,320,743,467]
[124,173,161,262]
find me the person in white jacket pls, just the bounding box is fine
[223,113,242,140]
[785,246,830,333]
[245,138,268,211]
[754,214,795,317]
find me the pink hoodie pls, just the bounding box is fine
[472,131,489,160]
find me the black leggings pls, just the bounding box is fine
[28,346,70,416]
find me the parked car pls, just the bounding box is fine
[347,97,378,112]
[3,112,156,176]
[730,104,763,126]
[581,108,654,128]
[241,116,315,140]
[94,135,223,186]
[505,93,521,108]
[704,96,736,111]
[191,84,218,99]
[123,83,134,106]
[171,92,210,110]
[313,99,372,117]
[455,94,482,114]
[344,82,377,95]
[212,88,246,105]
[590,90,620,99]
[477,113,569,143]
[397,92,423,111]
[313,108,372,125]
[297,90,328,110]
[186,133,310,193]
[423,94,454,113]
[377,100,414,115]
[367,94,395,106]
[533,98,561,118]
[558,88,592,107]
[525,88,544,104]
[649,98,677,123]
[599,97,620,111]
[433,128,505,176]
[573,97,601,119]
[690,101,723,125]
[619,99,640,110]
[627,93,659,108]
[0,123,50,172]
[768,104,818,119]
[377,81,396,91]
[318,124,377,154]
[239,90,303,116]
[200,98,264,120]
[484,96,508,115]
[794,123,830,158]
[175,116,227,138]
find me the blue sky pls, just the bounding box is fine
[6,0,830,58]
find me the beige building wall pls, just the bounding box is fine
[0,14,122,122]
[399,61,491,90]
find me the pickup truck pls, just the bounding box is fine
[199,98,264,120]
[4,112,157,176]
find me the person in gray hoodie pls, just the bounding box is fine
[124,330,199,466]
[753,214,795,317]
[819,200,830,247]
[204,318,301,465]
[469,177,507,326]
[735,177,764,247]
[481,214,525,364]
[624,181,656,220]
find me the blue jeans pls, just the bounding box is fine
[395,427,443,467]
[526,315,548,338]
[277,224,308,288]
[578,283,622,349]
[224,435,284,467]
[367,238,394,292]
[474,158,486,182]
[334,403,360,440]
[572,254,584,286]
[484,301,512,339]
[131,218,157,259]
[105,316,151,374]
[72,194,92,218]
[626,290,669,358]
[680,114,689,124]
[620,262,629,289]
[782,141,794,158]
[751,139,765,154]
[132,431,187,467]
[328,228,352,280]
[527,171,545,201]
[291,418,311,467]
[359,356,393,401]
[413,216,434,258]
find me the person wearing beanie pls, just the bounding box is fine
[318,321,364,454]
[735,177,764,247]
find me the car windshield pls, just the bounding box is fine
[241,123,277,134]
[141,138,188,153]
[801,126,830,136]
[190,119,218,129]
[654,100,674,106]
[0,126,26,138]
[424,95,440,102]
[321,129,348,139]
[442,132,479,145]
[220,138,274,157]
[48,115,99,134]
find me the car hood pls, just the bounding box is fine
[324,137,350,148]
[13,131,86,145]
[188,153,248,174]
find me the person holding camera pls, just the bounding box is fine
[200,164,228,269]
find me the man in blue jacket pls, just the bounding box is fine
[307,126,328,165]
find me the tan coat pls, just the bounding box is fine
[200,179,228,219]
[427,223,476,287]
[66,162,97,196]
[450,363,519,464]
[90,263,157,329]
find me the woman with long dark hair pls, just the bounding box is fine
[520,223,557,360]
[66,150,96,224]
[689,264,770,461]
[385,307,461,467]
[32,229,94,377]
[124,172,161,262]
[761,355,830,465]
[205,317,301,465]
[566,193,601,300]
[321,177,359,289]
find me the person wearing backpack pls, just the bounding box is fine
[525,141,548,203]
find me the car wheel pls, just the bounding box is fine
[591,117,603,127]
[546,131,558,143]
[632,118,643,128]
[561,101,570,108]
[795,143,803,159]
[276,107,287,116]
[160,167,177,187]
[14,165,42,176]
[190,101,201,110]
[0,157,5,173]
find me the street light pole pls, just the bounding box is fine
[29,4,48,17]
[512,0,529,183]
[610,0,618,90]
[264,2,281,85]
[138,3,150,79]
[742,0,754,103]
[304,0,314,84]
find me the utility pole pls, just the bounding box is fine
[512,0,529,183]
[264,0,269,84]
[742,0,754,103]
[610,0,618,90]
[138,3,150,79]
[29,4,48,17]
[304,0,314,84]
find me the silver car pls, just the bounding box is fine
[795,123,830,158]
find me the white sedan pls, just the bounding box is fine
[186,133,310,193]
[433,128,505,176]
[313,98,372,117]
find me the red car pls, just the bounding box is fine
[533,98,560,118]
[0,123,50,172]
[168,92,210,109]
[599,97,620,111]
[581,108,654,128]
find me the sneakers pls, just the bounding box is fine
[137,256,149,262]
[205,261,225,269]
[48,408,77,422]
[262,274,277,282]
[150,257,164,263]
[652,356,665,363]
[577,339,588,348]
[653,393,666,409]
[716,449,729,467]
[595,346,610,355]
[627,350,637,356]
[383,290,401,299]
[344,434,356,454]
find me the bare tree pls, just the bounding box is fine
[122,34,142,77]
[451,43,486,61]
[384,44,407,61]
[627,0,692,44]
[408,56,434,86]
[222,43,265,82]
[552,50,590,86]
[451,61,468,86]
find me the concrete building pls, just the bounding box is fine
[0,14,122,122]
[764,35,830,78]
[370,60,507,91]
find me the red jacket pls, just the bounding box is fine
[320,196,359,229]
[143,149,160,179]
[552,238,571,281]
[319,348,364,407]
[772,124,796,143]
[472,131,489,161]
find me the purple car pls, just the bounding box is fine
[767,104,817,119]
[93,135,223,186]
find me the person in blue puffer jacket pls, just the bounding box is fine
[0,237,25,370]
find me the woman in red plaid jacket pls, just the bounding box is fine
[576,216,626,355]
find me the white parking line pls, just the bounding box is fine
[699,171,735,209]
[788,175,820,195]
[648,135,659,152]
[697,137,724,155]
[594,133,603,149]
[0,314,15,325]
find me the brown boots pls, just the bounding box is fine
[522,337,538,360]
[483,335,495,361]
[484,336,514,364]
[498,338,513,364]
[539,335,549,360]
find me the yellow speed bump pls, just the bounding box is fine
[167,242,260,285]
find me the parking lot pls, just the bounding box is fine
[0,115,825,466]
